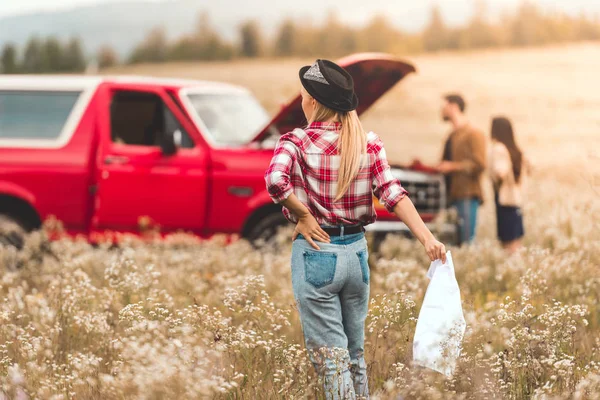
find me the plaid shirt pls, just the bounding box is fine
[264,122,408,226]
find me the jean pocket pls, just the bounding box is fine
[303,250,337,288]
[356,249,369,284]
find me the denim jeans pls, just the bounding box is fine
[453,198,480,245]
[292,231,370,400]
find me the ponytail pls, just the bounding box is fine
[309,102,367,202]
[336,110,367,201]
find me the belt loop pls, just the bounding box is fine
[340,224,344,238]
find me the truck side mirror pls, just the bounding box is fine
[160,129,181,156]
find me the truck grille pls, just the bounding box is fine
[403,180,444,215]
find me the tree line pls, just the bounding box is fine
[2,2,600,73]
[1,37,89,74]
[126,4,600,64]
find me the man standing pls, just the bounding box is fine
[437,94,487,245]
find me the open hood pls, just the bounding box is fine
[251,53,416,143]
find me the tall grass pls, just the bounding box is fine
[3,45,600,399]
[1,172,599,399]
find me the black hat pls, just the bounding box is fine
[299,59,359,112]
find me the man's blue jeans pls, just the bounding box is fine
[292,231,370,399]
[453,198,480,244]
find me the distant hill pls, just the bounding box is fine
[0,0,442,58]
[1,0,599,59]
[0,0,208,57]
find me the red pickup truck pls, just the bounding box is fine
[0,54,453,248]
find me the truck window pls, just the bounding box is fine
[110,91,193,148]
[0,90,81,140]
[184,92,270,146]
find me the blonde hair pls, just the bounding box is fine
[309,101,367,201]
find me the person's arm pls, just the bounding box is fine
[264,133,329,250]
[265,134,296,203]
[392,197,446,263]
[436,160,464,174]
[372,135,446,262]
[436,135,457,173]
[437,130,487,175]
[280,194,330,250]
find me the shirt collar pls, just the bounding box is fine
[308,121,341,131]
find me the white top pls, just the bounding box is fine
[489,141,526,207]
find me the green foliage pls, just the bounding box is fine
[128,27,168,64]
[4,1,600,73]
[63,38,86,72]
[274,19,297,57]
[239,20,263,58]
[21,36,44,73]
[0,44,18,74]
[1,36,87,74]
[44,37,63,72]
[161,12,234,62]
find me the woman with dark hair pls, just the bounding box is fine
[490,116,527,253]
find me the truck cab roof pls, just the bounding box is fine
[0,75,248,94]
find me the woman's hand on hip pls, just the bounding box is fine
[424,238,447,263]
[292,213,330,250]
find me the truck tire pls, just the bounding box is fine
[246,212,291,246]
[0,214,26,250]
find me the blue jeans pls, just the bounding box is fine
[292,231,370,399]
[453,198,479,244]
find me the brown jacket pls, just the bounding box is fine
[443,124,487,203]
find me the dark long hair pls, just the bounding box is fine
[491,117,524,182]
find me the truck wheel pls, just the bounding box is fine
[0,214,26,250]
[246,213,291,247]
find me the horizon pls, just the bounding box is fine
[2,0,599,61]
[2,0,600,32]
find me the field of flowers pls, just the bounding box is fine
[1,170,599,399]
[1,44,600,399]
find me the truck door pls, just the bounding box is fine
[92,83,209,234]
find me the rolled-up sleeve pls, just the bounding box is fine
[264,134,298,203]
[371,138,409,212]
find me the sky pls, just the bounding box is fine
[2,0,600,19]
[0,0,158,17]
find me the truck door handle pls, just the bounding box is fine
[228,186,254,197]
[104,155,129,165]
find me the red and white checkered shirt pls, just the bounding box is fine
[264,121,408,226]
